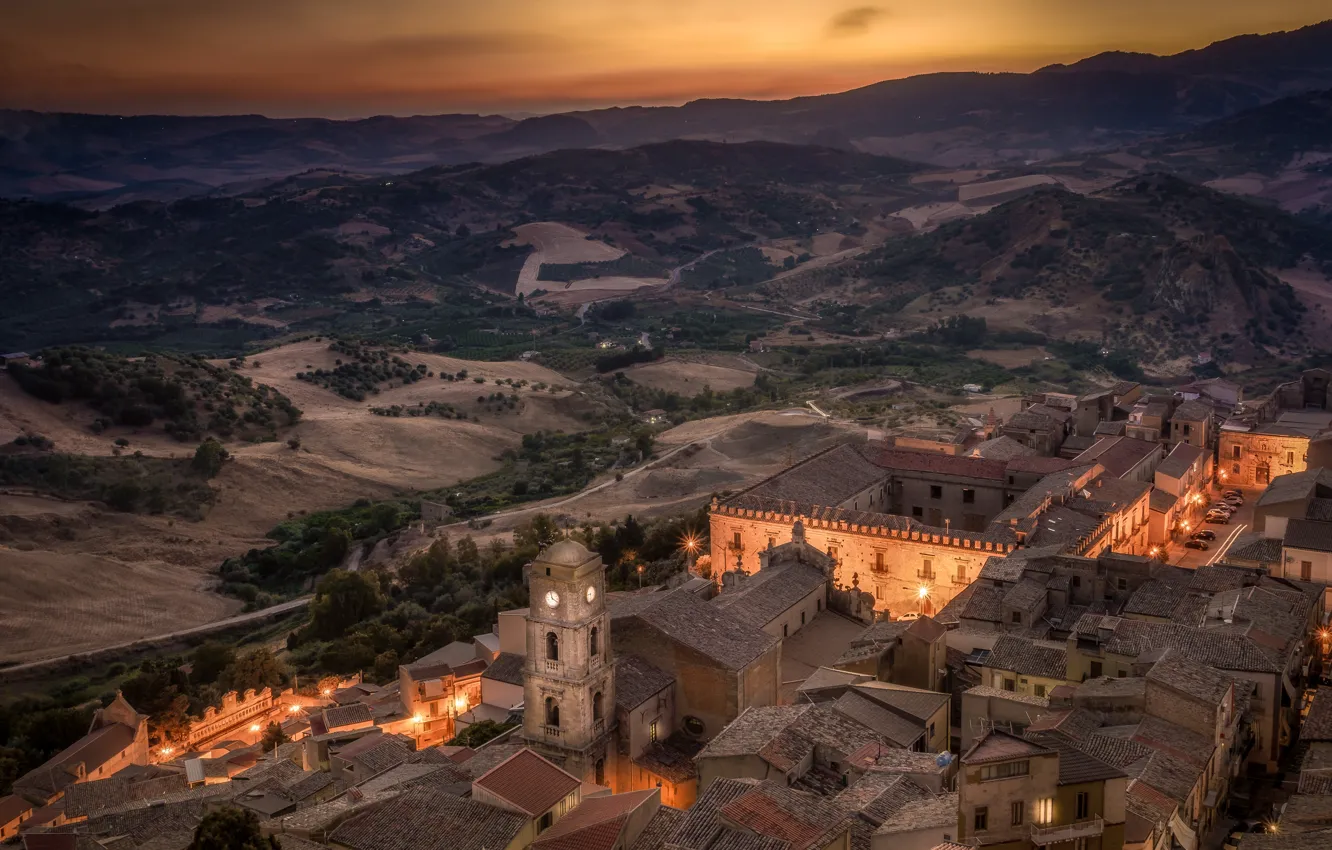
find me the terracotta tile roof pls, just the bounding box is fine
[1144,649,1232,707]
[633,734,703,785]
[835,772,930,826]
[962,685,1050,708]
[971,436,1035,461]
[869,447,1007,481]
[1073,436,1161,478]
[959,584,1007,623]
[339,735,414,775]
[532,790,657,850]
[631,806,686,850]
[460,743,525,779]
[1026,732,1126,785]
[0,794,32,825]
[961,729,1054,765]
[61,771,188,818]
[669,778,791,850]
[611,589,779,671]
[481,652,525,686]
[731,444,888,509]
[717,782,850,850]
[1126,779,1177,826]
[322,703,373,730]
[1226,537,1284,564]
[1130,749,1203,805]
[873,792,957,835]
[1070,613,1283,673]
[15,723,139,798]
[616,655,676,711]
[473,748,582,817]
[850,683,949,723]
[831,693,923,749]
[1156,443,1205,479]
[330,785,526,850]
[712,560,827,631]
[1303,688,1332,742]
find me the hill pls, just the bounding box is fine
[825,175,1332,363]
[0,140,924,353]
[4,21,1332,205]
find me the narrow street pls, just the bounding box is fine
[1162,484,1259,569]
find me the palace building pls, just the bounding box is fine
[709,442,1154,618]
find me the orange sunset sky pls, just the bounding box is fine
[2,0,1329,116]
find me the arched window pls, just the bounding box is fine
[593,691,603,722]
[589,626,599,657]
[595,758,605,785]
[545,697,560,727]
[546,631,559,661]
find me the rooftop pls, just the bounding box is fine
[731,443,887,510]
[1144,648,1232,707]
[330,785,526,850]
[481,652,525,686]
[1156,443,1205,479]
[873,791,957,836]
[615,655,676,712]
[1025,732,1126,786]
[611,588,779,671]
[712,559,828,631]
[473,748,582,817]
[961,729,1054,766]
[983,636,1067,680]
[531,789,657,850]
[1072,436,1161,478]
[1286,518,1332,554]
[1303,688,1332,742]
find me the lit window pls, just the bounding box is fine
[1034,798,1054,825]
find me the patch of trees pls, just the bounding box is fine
[0,451,219,518]
[595,345,664,373]
[296,340,428,401]
[537,255,666,282]
[920,314,988,347]
[6,347,300,441]
[370,401,468,419]
[679,247,778,290]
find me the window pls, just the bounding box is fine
[649,719,659,743]
[590,626,599,657]
[1232,445,1241,459]
[682,715,706,737]
[875,585,883,600]
[1072,576,1080,588]
[929,721,936,739]
[1288,451,1295,465]
[593,691,603,722]
[1090,661,1103,678]
[1117,577,1127,591]
[1076,791,1090,820]
[1303,561,1313,581]
[1034,798,1053,825]
[1011,801,1024,826]
[1182,424,1190,435]
[545,697,560,727]
[956,565,967,582]
[963,488,976,504]
[930,485,943,499]
[1011,611,1022,624]
[1003,678,1016,692]
[732,531,742,549]
[912,506,923,518]
[875,552,885,571]
[800,611,806,625]
[974,807,988,831]
[979,760,1028,780]
[1034,684,1047,698]
[1232,462,1240,474]
[783,624,789,638]
[538,812,553,833]
[817,598,822,611]
[922,558,934,579]
[767,536,776,549]
[828,546,838,561]
[546,632,559,661]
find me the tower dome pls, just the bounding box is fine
[538,538,594,567]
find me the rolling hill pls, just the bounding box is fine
[3,21,1331,206]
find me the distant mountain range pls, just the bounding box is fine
[3,20,1331,206]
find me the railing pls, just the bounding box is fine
[594,719,605,736]
[917,570,935,581]
[954,573,969,585]
[1030,818,1103,846]
[545,659,561,674]
[543,725,562,739]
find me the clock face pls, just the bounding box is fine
[545,590,561,608]
[586,585,597,603]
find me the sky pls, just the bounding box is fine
[1,0,1329,117]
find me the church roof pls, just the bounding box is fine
[473,749,582,817]
[537,539,597,568]
[616,655,676,711]
[611,589,779,671]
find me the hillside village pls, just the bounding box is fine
[4,366,1332,850]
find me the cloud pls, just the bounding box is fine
[827,6,888,37]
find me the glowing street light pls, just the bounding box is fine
[249,724,262,733]
[321,688,333,697]
[288,704,302,713]
[917,586,929,599]
[412,714,425,725]
[637,564,645,589]
[160,746,174,757]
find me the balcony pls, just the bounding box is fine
[542,725,562,739]
[544,659,561,674]
[917,570,936,581]
[594,719,605,737]
[1030,818,1103,846]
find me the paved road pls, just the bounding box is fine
[2,596,313,677]
[1164,486,1257,569]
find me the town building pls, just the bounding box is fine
[12,694,150,807]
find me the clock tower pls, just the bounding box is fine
[521,538,615,785]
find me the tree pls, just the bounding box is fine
[447,720,513,748]
[220,648,284,693]
[153,694,192,748]
[192,642,235,684]
[310,570,385,639]
[260,722,289,752]
[187,808,280,850]
[192,439,230,478]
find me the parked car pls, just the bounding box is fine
[1225,495,1244,506]
[1210,504,1235,515]
[1192,530,1217,541]
[896,612,922,622]
[1223,489,1243,499]
[1206,514,1230,524]
[1185,540,1210,550]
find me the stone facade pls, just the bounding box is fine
[521,541,616,785]
[1219,428,1310,488]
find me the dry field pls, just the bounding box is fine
[958,174,1058,204]
[0,339,597,662]
[1279,267,1332,335]
[966,347,1049,368]
[508,222,627,297]
[622,356,759,396]
[892,201,976,231]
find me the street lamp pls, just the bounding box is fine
[249,724,262,733]
[917,585,929,613]
[637,564,645,589]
